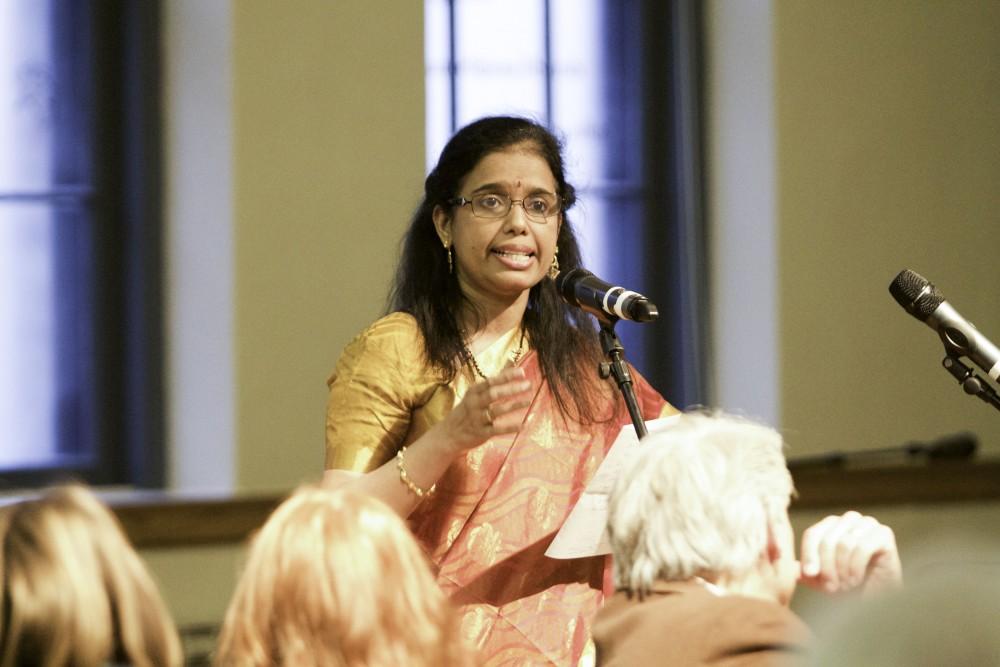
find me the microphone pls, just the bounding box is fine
[555,268,659,323]
[889,269,1000,382]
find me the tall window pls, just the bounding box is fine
[0,0,162,488]
[425,0,707,407]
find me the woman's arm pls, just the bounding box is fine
[324,366,532,517]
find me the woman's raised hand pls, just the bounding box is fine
[442,366,534,453]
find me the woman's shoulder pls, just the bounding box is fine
[329,312,431,385]
[359,311,422,343]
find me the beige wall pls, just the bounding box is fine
[775,0,1000,457]
[143,544,243,629]
[231,1,425,491]
[774,0,1000,627]
[155,0,425,631]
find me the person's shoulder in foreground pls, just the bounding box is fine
[596,579,810,666]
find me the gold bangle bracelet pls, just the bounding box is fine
[396,446,436,499]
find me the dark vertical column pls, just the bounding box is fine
[543,0,553,127]
[447,0,457,133]
[89,0,128,484]
[119,0,164,488]
[640,0,707,409]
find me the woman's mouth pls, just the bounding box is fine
[492,248,535,269]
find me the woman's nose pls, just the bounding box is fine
[502,201,530,232]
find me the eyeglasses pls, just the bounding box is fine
[447,192,562,223]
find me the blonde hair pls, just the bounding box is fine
[0,484,183,667]
[215,486,470,667]
[607,411,794,594]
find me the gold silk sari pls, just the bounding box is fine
[326,313,674,666]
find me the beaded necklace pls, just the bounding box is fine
[462,328,525,380]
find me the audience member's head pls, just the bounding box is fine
[607,411,799,603]
[215,485,469,667]
[0,484,183,667]
[599,411,904,666]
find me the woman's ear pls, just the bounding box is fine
[432,204,451,246]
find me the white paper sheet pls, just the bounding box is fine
[545,415,679,559]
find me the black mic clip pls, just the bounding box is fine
[942,355,1000,411]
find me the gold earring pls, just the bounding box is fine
[445,243,453,274]
[549,250,560,280]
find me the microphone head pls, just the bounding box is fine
[889,269,945,321]
[632,300,659,322]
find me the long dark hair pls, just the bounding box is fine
[388,116,610,422]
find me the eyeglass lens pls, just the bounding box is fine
[470,193,559,221]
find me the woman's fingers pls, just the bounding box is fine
[482,366,528,391]
[478,368,532,432]
[485,395,533,432]
[473,367,531,410]
[447,367,534,449]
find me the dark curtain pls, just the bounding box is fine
[602,0,707,410]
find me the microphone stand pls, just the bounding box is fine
[942,355,1000,413]
[597,318,648,439]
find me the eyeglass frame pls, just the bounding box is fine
[446,192,563,223]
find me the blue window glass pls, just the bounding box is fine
[0,0,97,472]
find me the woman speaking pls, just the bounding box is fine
[323,116,675,666]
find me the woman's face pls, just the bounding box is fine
[433,144,562,308]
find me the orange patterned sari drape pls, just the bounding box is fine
[408,350,668,666]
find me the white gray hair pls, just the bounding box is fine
[607,411,794,594]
